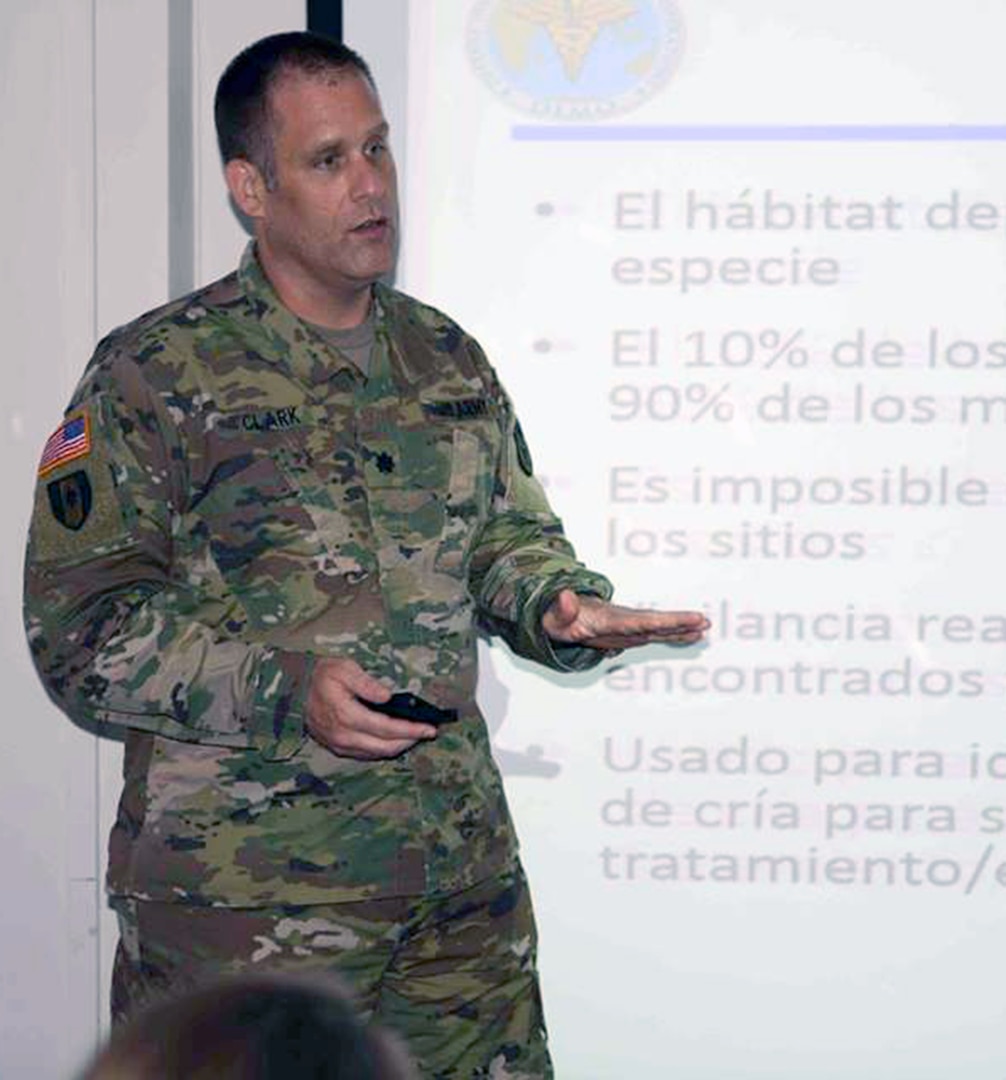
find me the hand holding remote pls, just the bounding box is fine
[305,658,439,760]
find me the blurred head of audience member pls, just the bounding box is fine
[77,972,417,1080]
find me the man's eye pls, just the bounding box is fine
[316,153,341,170]
[366,140,387,158]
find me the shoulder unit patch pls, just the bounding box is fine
[47,470,93,531]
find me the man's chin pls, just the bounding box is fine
[347,254,398,287]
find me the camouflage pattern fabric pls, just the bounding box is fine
[23,242,613,906]
[111,865,552,1079]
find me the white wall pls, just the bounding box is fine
[2,1,172,1071]
[1,4,157,1075]
[1,4,300,1077]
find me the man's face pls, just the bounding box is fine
[257,68,398,310]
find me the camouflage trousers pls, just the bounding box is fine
[110,863,552,1080]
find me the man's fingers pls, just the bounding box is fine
[543,594,711,647]
[583,631,705,651]
[608,608,709,633]
[343,697,437,742]
[571,604,711,651]
[314,657,391,704]
[601,611,709,638]
[310,698,435,759]
[330,732,423,761]
[306,658,438,759]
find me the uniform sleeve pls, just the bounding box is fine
[23,358,312,760]
[465,348,615,673]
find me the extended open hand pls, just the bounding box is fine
[541,589,710,653]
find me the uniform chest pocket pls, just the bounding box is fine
[197,449,348,630]
[362,419,498,577]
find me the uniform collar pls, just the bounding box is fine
[237,242,386,386]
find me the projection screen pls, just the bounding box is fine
[342,2,1006,1077]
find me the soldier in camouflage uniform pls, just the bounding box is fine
[23,33,707,1079]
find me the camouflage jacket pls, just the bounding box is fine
[24,245,613,905]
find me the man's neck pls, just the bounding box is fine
[255,245,373,329]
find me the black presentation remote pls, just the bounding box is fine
[359,692,458,725]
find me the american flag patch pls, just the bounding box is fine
[38,413,91,477]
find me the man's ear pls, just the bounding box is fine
[225,159,267,219]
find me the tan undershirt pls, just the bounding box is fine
[306,310,376,378]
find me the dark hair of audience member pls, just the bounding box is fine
[77,972,417,1080]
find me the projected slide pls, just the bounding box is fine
[391,3,1006,1076]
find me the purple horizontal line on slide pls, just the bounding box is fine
[512,124,1006,142]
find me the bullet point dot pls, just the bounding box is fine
[535,202,555,216]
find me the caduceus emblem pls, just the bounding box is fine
[505,0,638,80]
[468,0,683,120]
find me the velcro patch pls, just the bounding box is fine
[423,397,490,420]
[47,470,92,531]
[29,398,134,563]
[38,413,90,477]
[514,420,534,476]
[219,406,304,433]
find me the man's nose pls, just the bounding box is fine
[349,154,388,201]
